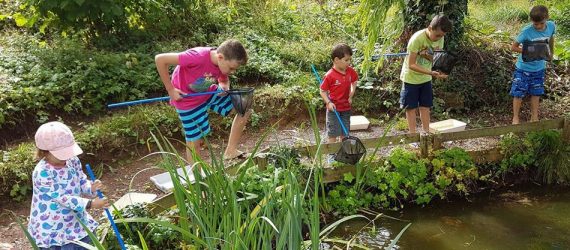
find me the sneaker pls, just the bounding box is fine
[408,142,420,149]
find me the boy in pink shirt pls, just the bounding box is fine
[155,39,249,164]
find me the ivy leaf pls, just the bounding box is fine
[13,13,28,27]
[343,172,354,183]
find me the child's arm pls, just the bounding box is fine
[408,52,441,77]
[511,41,523,53]
[320,90,335,111]
[218,78,230,92]
[349,70,358,104]
[348,82,356,104]
[32,169,107,212]
[549,35,555,61]
[419,50,434,62]
[155,53,186,101]
[73,158,101,197]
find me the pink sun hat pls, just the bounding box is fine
[35,121,83,160]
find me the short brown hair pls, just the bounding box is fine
[331,43,352,61]
[217,39,248,65]
[35,149,49,161]
[530,5,549,22]
[430,15,453,33]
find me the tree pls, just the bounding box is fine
[357,0,468,72]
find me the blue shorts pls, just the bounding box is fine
[326,110,351,137]
[399,81,433,109]
[510,68,545,98]
[176,93,233,142]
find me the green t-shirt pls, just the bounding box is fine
[400,29,445,84]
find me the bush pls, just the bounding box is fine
[499,130,570,184]
[0,33,162,130]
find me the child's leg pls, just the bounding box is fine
[419,107,430,132]
[405,109,418,134]
[510,68,529,125]
[528,69,545,123]
[400,82,420,134]
[530,96,540,122]
[417,81,433,133]
[185,139,202,165]
[326,110,342,143]
[512,97,523,125]
[224,110,251,158]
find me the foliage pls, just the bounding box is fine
[327,146,485,215]
[499,130,570,184]
[403,0,468,52]
[0,143,35,201]
[2,0,222,48]
[0,33,161,130]
[431,147,479,196]
[266,145,301,169]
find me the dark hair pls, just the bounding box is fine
[530,5,549,22]
[429,15,453,33]
[217,39,248,65]
[331,43,352,61]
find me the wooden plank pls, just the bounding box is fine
[297,133,420,156]
[563,118,570,143]
[322,165,356,183]
[434,118,565,142]
[467,148,503,164]
[420,133,430,158]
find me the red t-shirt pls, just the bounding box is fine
[320,67,358,111]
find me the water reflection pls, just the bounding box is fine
[328,186,570,249]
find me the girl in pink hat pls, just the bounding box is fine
[28,121,109,249]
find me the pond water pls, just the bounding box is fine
[328,185,570,249]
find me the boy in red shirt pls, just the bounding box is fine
[320,43,359,161]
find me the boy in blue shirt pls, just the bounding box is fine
[510,5,555,124]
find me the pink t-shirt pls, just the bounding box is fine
[170,47,229,110]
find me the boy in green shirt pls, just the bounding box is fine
[400,15,452,134]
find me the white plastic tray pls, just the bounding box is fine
[350,115,370,131]
[150,166,203,193]
[429,119,467,134]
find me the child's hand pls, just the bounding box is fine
[326,102,336,111]
[433,71,448,79]
[348,97,352,105]
[168,88,187,101]
[91,180,103,194]
[91,198,110,209]
[218,82,230,96]
[431,71,448,79]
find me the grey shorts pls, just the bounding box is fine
[326,110,351,137]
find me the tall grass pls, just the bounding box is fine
[17,104,410,249]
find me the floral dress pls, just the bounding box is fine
[27,157,98,248]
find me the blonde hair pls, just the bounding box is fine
[34,149,50,161]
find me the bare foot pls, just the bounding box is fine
[224,150,246,160]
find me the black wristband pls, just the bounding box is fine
[86,200,92,210]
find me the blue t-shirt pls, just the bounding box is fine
[515,20,556,72]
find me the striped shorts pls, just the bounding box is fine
[176,93,233,142]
